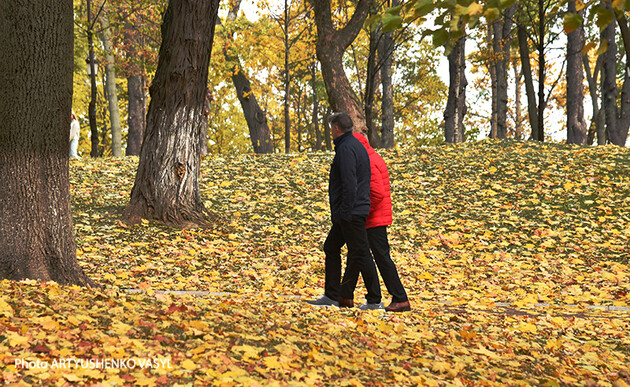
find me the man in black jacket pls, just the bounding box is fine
[307,112,382,308]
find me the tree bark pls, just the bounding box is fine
[488,25,498,139]
[99,14,123,157]
[123,0,220,226]
[444,36,467,143]
[492,5,516,139]
[0,0,95,286]
[566,0,587,145]
[311,0,371,134]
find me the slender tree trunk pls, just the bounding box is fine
[312,0,371,134]
[614,13,630,145]
[365,24,381,147]
[566,0,587,145]
[536,0,546,141]
[87,0,100,157]
[488,25,498,139]
[492,5,516,139]
[602,4,617,146]
[312,60,322,150]
[123,17,147,156]
[0,0,95,286]
[514,64,523,139]
[584,55,603,145]
[123,0,220,226]
[284,0,291,153]
[379,15,395,148]
[126,74,146,155]
[444,36,467,143]
[517,20,539,140]
[231,70,274,153]
[222,1,273,154]
[324,107,332,150]
[99,14,123,157]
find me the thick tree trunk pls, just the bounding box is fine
[99,15,123,157]
[517,21,539,140]
[123,0,220,226]
[0,0,95,286]
[492,5,516,139]
[380,23,395,148]
[444,36,467,143]
[566,0,587,145]
[312,0,371,134]
[126,74,146,156]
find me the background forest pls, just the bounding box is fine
[72,0,629,157]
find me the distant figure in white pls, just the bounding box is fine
[70,111,81,158]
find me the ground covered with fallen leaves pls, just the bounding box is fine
[1,140,629,385]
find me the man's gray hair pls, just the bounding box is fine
[327,112,353,132]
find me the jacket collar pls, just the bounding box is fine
[333,131,352,148]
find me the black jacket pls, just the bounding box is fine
[329,132,371,223]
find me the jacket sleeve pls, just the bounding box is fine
[370,162,386,205]
[338,145,357,221]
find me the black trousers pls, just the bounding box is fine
[367,226,408,303]
[323,216,381,304]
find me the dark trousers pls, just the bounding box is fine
[323,216,381,304]
[367,226,408,303]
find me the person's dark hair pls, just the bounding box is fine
[328,112,353,133]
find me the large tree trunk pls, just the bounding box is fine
[123,0,219,226]
[99,14,123,157]
[517,20,539,140]
[444,36,467,143]
[379,20,395,148]
[312,0,371,134]
[0,0,95,286]
[566,0,587,145]
[613,13,630,145]
[492,5,516,139]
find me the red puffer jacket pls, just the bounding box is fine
[353,133,393,228]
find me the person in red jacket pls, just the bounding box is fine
[352,132,411,312]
